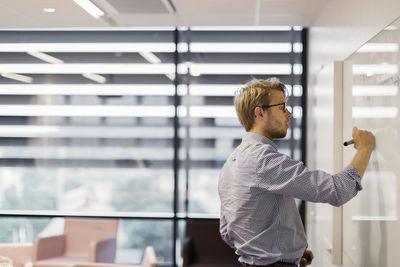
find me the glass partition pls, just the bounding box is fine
[342,18,400,267]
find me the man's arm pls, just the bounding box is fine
[349,127,375,178]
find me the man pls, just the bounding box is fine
[218,78,375,267]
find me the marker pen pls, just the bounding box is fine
[343,139,354,146]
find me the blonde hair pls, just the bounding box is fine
[234,78,288,131]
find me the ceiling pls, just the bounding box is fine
[0,0,327,29]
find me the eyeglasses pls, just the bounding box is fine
[261,102,287,112]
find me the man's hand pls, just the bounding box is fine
[352,126,375,151]
[300,249,313,267]
[350,127,375,178]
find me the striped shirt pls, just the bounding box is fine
[218,132,362,265]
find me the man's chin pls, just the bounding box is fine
[273,131,287,139]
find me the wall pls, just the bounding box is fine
[307,1,400,266]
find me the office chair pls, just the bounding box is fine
[33,217,118,267]
[182,219,238,267]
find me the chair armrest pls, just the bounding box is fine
[33,235,66,261]
[89,237,116,263]
[182,237,193,267]
[141,246,156,267]
[0,243,33,267]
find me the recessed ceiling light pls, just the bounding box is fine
[73,0,104,19]
[43,8,56,13]
[1,73,33,83]
[82,73,107,84]
[27,51,64,64]
[138,52,161,64]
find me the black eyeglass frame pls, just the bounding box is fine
[261,102,287,112]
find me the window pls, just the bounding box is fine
[177,28,306,218]
[0,28,306,266]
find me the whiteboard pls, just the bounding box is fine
[342,17,400,267]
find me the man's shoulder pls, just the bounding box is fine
[229,142,277,167]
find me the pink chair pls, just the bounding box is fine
[73,246,157,267]
[0,243,33,267]
[33,218,118,267]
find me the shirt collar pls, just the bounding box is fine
[242,132,278,151]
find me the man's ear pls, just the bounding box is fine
[254,107,264,118]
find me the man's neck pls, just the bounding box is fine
[248,128,273,140]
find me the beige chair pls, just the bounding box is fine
[33,218,118,267]
[0,243,33,267]
[73,246,157,267]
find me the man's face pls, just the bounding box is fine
[264,90,292,139]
